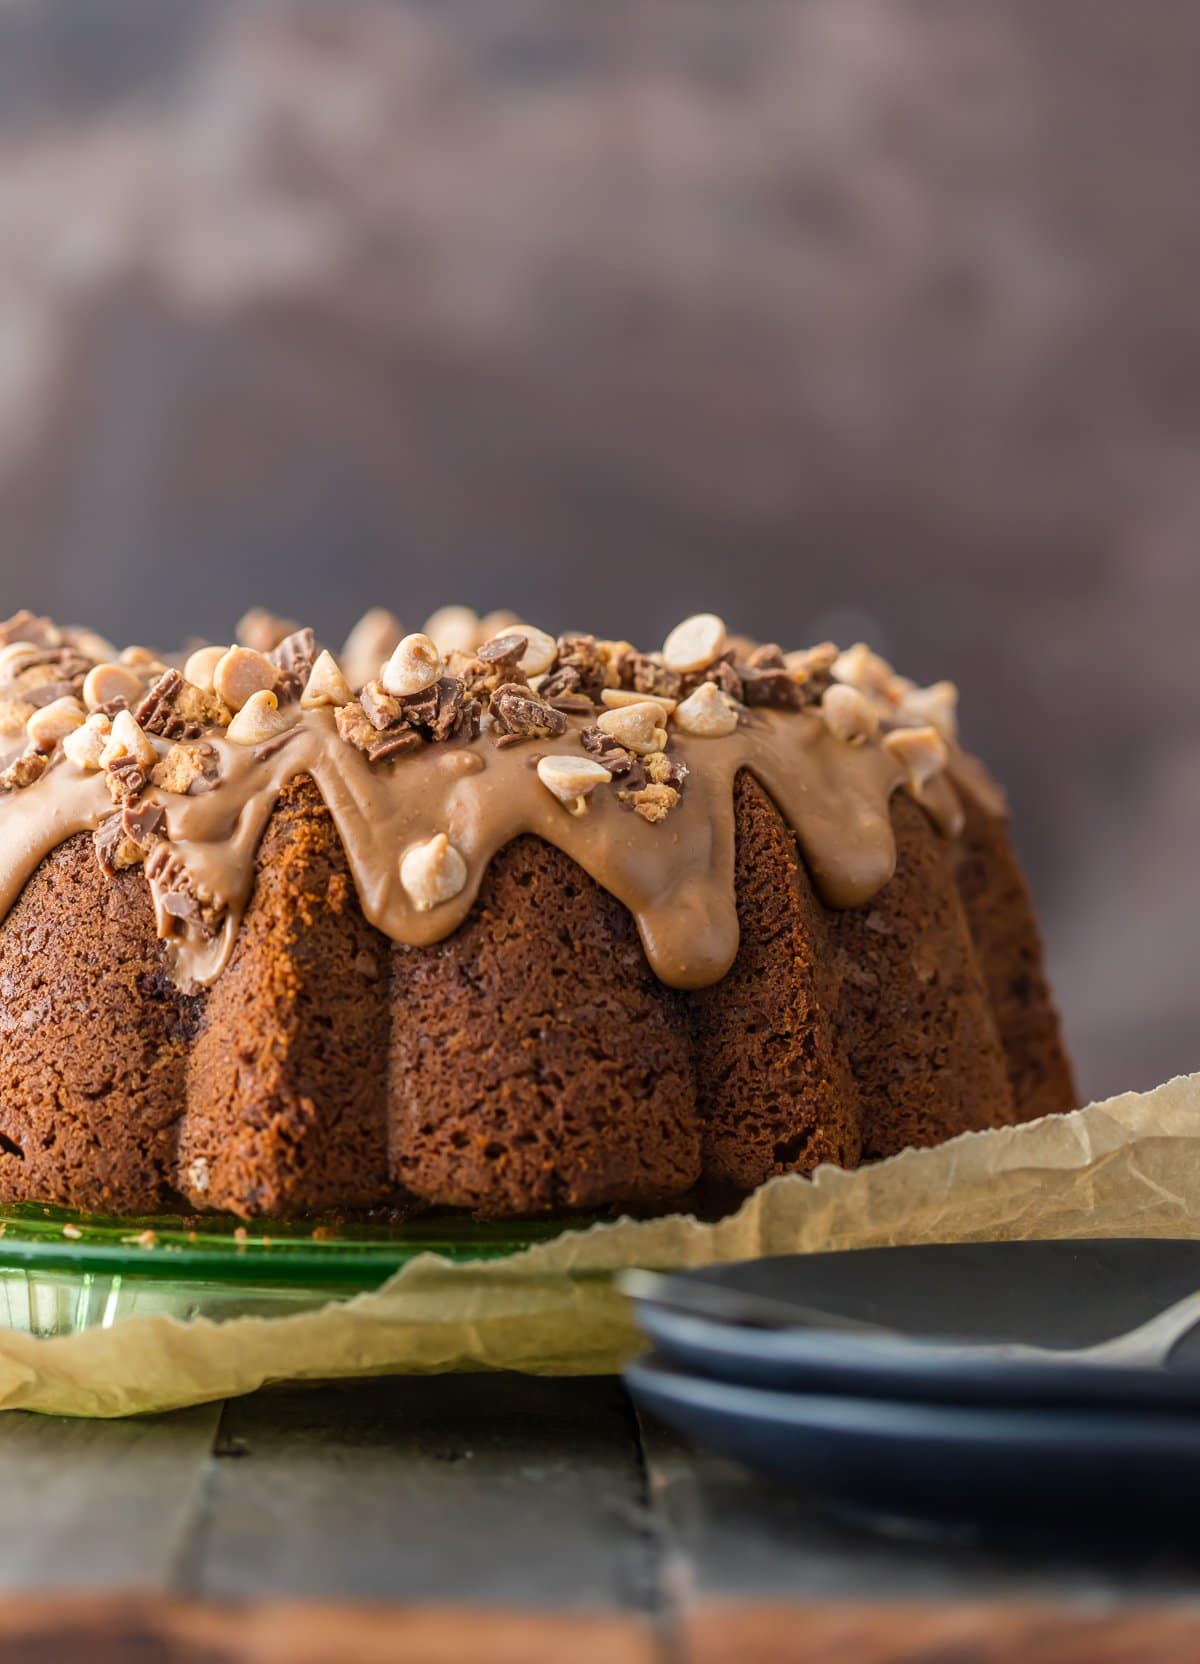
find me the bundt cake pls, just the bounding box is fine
[0,604,1076,1220]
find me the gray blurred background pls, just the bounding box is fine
[0,0,1196,1102]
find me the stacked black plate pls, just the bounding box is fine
[623,1239,1200,1525]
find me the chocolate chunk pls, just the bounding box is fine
[94,802,165,876]
[537,664,582,701]
[545,693,596,716]
[105,753,149,805]
[476,632,527,667]
[396,683,441,729]
[744,643,787,671]
[685,655,744,704]
[490,682,567,743]
[270,627,317,702]
[136,669,230,739]
[1,646,92,700]
[580,726,638,776]
[616,651,684,702]
[367,726,425,763]
[144,842,225,938]
[740,666,805,710]
[428,676,466,743]
[361,681,405,731]
[553,634,608,701]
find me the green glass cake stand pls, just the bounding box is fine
[0,1205,585,1337]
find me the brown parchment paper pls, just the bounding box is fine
[5,1073,1200,1418]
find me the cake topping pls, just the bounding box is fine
[136,669,231,739]
[673,682,739,738]
[0,605,995,995]
[63,712,112,771]
[381,633,442,698]
[489,683,566,746]
[300,650,353,710]
[183,645,226,695]
[213,646,278,713]
[83,662,144,713]
[236,607,301,654]
[821,683,880,745]
[101,709,158,769]
[94,800,165,875]
[26,696,87,752]
[341,608,403,691]
[662,612,727,675]
[226,690,296,747]
[270,627,318,703]
[595,701,670,757]
[151,740,221,796]
[536,754,613,814]
[422,605,482,657]
[400,832,468,911]
[514,626,557,678]
[0,750,47,792]
[601,686,677,718]
[897,679,959,741]
[883,725,950,797]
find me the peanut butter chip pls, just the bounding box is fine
[214,646,278,713]
[513,625,557,678]
[26,696,86,752]
[831,642,894,696]
[662,613,727,675]
[101,709,158,769]
[600,687,676,718]
[226,690,296,746]
[183,645,226,694]
[300,650,354,710]
[673,682,739,738]
[899,680,959,741]
[883,725,949,792]
[821,683,880,745]
[595,702,671,756]
[63,712,112,770]
[381,633,443,697]
[422,606,481,657]
[83,662,145,713]
[400,832,468,911]
[537,754,612,814]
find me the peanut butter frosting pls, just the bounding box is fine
[0,606,1003,993]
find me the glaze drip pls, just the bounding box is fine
[0,703,981,991]
[0,608,1000,993]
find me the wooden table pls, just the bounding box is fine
[1,1375,1198,1663]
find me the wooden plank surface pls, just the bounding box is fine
[637,1413,1200,1608]
[0,1378,1199,1662]
[180,1377,660,1610]
[0,1402,221,1592]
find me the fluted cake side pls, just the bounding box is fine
[0,606,1076,1219]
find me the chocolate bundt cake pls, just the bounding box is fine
[0,605,1076,1220]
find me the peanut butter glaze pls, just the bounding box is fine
[0,703,982,992]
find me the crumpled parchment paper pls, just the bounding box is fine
[4,1073,1198,1417]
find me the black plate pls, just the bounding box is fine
[631,1240,1200,1407]
[625,1354,1200,1524]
